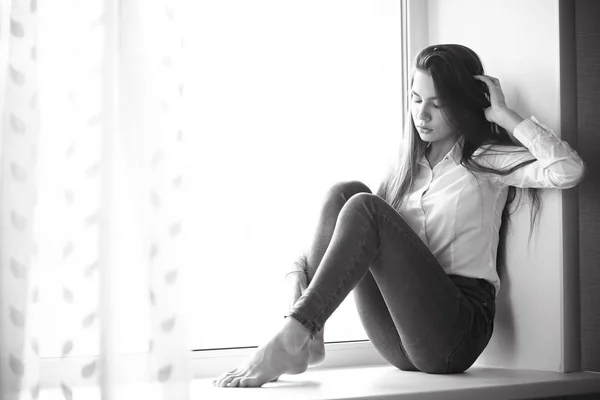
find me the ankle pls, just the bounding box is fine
[281,317,311,350]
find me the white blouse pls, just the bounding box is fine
[400,116,586,295]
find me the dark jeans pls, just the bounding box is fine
[288,181,496,374]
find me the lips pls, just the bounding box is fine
[417,126,433,133]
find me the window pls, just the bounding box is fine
[185,0,406,351]
[32,0,408,367]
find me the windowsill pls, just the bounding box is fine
[195,365,600,400]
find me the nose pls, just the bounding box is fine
[417,107,431,123]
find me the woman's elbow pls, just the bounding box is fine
[572,159,587,186]
[558,159,587,188]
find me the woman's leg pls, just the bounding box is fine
[214,181,492,387]
[298,181,418,371]
[288,186,493,374]
[286,180,414,369]
[285,259,325,366]
[353,270,418,371]
[214,181,373,388]
[354,271,495,373]
[303,181,372,283]
[299,181,375,362]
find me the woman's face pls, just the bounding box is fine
[410,70,457,145]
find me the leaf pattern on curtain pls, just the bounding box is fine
[2,0,192,397]
[144,1,190,398]
[55,1,105,394]
[0,0,40,398]
[9,0,108,397]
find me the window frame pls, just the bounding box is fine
[36,341,385,386]
[193,340,386,379]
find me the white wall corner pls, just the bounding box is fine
[422,0,575,372]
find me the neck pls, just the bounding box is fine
[427,137,459,162]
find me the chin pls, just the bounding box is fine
[418,133,437,142]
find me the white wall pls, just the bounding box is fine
[422,0,576,372]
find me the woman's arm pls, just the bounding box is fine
[473,75,586,189]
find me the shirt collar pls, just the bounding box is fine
[448,136,464,164]
[418,136,464,167]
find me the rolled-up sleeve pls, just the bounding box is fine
[478,116,586,189]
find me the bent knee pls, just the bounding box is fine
[326,180,371,202]
[340,192,387,214]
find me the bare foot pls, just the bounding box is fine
[288,272,326,366]
[267,270,326,384]
[213,318,311,388]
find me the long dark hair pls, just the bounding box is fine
[377,44,541,240]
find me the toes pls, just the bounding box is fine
[219,373,237,387]
[243,377,263,388]
[228,374,267,388]
[213,368,239,387]
[218,370,242,387]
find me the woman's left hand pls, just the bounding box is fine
[474,74,525,134]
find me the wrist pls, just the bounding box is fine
[495,107,524,134]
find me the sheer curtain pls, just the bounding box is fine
[0,0,191,398]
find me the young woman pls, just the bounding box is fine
[213,44,586,388]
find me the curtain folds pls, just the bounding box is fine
[0,0,191,398]
[1,0,41,398]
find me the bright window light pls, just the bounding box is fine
[32,0,404,358]
[184,0,404,350]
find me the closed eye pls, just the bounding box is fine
[412,97,441,109]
